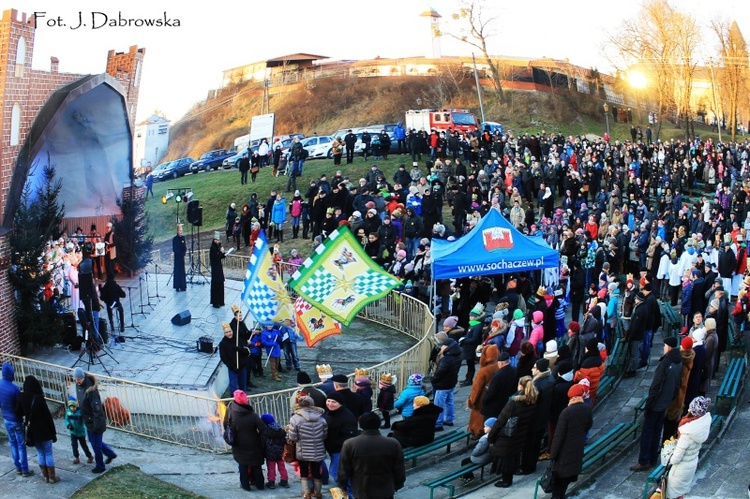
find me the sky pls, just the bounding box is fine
[3,0,748,124]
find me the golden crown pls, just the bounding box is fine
[231,304,240,314]
[316,364,333,379]
[354,368,368,377]
[379,373,393,384]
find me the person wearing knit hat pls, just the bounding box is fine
[65,394,94,465]
[394,373,426,418]
[663,334,697,442]
[690,327,706,346]
[543,340,559,369]
[573,337,606,405]
[74,365,117,473]
[567,384,586,399]
[681,336,694,351]
[663,397,712,498]
[413,395,430,409]
[390,394,443,448]
[630,330,683,472]
[461,304,486,386]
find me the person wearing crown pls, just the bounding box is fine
[229,305,256,389]
[377,373,396,429]
[316,364,335,396]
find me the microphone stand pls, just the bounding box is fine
[144,271,154,307]
[124,285,140,330]
[137,276,151,315]
[153,262,164,298]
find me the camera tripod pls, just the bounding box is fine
[187,223,209,285]
[72,307,119,376]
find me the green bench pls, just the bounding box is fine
[422,461,489,499]
[535,422,639,499]
[615,317,625,340]
[597,375,616,401]
[403,430,471,468]
[606,337,627,377]
[633,395,647,424]
[716,357,746,416]
[642,415,725,499]
[659,301,681,337]
[728,320,746,353]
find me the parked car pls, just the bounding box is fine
[222,147,249,169]
[480,121,504,135]
[301,135,334,159]
[189,149,234,173]
[153,157,196,181]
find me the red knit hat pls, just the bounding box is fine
[681,336,694,350]
[568,384,586,398]
[568,321,581,334]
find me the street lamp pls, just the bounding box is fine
[603,103,610,136]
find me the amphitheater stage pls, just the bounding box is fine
[29,272,416,395]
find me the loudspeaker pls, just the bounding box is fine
[171,310,192,326]
[187,200,202,226]
[197,336,214,353]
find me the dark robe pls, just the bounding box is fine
[209,240,225,307]
[172,233,187,291]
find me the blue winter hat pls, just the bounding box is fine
[68,395,78,407]
[484,417,498,428]
[261,413,276,425]
[408,373,424,386]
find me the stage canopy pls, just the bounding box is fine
[4,73,133,226]
[431,209,559,280]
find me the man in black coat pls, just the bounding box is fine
[431,338,463,430]
[238,153,250,185]
[521,359,556,473]
[549,383,593,497]
[74,368,117,473]
[624,292,648,377]
[630,336,682,471]
[338,412,405,499]
[640,283,661,368]
[481,353,517,419]
[219,322,250,394]
[331,375,368,419]
[344,130,357,164]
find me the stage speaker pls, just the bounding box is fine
[187,200,202,226]
[171,310,192,326]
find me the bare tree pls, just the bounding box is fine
[711,19,750,142]
[671,11,701,139]
[437,0,505,103]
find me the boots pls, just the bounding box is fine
[279,229,284,242]
[73,457,80,464]
[301,479,311,499]
[279,479,290,488]
[312,479,323,499]
[271,358,282,381]
[87,455,94,463]
[40,465,48,483]
[47,466,60,483]
[292,226,299,239]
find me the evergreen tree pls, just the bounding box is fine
[114,185,153,275]
[9,164,65,351]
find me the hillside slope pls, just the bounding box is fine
[163,76,607,161]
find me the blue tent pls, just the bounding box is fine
[431,209,559,279]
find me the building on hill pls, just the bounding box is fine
[134,113,171,173]
[0,8,144,354]
[221,53,329,88]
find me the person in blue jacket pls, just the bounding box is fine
[394,122,406,154]
[261,323,283,381]
[270,193,287,243]
[279,318,301,372]
[0,363,34,477]
[393,373,426,417]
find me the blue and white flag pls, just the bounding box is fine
[241,231,293,324]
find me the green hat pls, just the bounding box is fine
[470,302,484,316]
[513,309,524,320]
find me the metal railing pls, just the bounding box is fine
[1,289,433,453]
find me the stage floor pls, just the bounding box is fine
[31,272,242,390]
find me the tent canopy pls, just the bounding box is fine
[431,209,559,279]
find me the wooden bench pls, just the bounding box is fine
[535,422,639,499]
[422,461,488,499]
[403,430,471,468]
[659,301,681,338]
[716,357,746,416]
[728,320,745,353]
[597,375,616,400]
[615,317,625,340]
[633,395,648,424]
[642,414,725,499]
[606,337,627,377]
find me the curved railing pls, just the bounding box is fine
[1,284,434,453]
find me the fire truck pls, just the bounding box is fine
[404,109,479,133]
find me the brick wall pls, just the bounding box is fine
[0,229,18,354]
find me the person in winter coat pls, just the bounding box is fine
[0,362,34,477]
[516,342,537,382]
[64,397,93,464]
[529,311,545,356]
[261,323,283,382]
[521,358,556,473]
[630,336,683,471]
[16,375,59,483]
[431,338,463,430]
[323,392,358,483]
[506,309,526,363]
[376,374,396,429]
[573,339,605,405]
[487,375,538,488]
[567,321,584,370]
[393,373,425,417]
[685,328,706,406]
[389,396,442,448]
[460,417,498,483]
[74,368,117,473]
[700,318,718,395]
[624,292,648,377]
[467,345,500,438]
[548,363,575,451]
[663,337,695,440]
[225,390,268,491]
[549,383,594,498]
[219,322,251,394]
[270,194,287,242]
[288,394,328,499]
[338,412,405,499]
[259,413,289,489]
[461,304,485,386]
[481,352,517,419]
[665,396,712,499]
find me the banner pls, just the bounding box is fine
[241,230,293,324]
[294,297,341,347]
[289,226,401,325]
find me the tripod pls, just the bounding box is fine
[72,305,119,375]
[153,261,164,298]
[187,223,209,285]
[137,275,152,315]
[124,285,140,331]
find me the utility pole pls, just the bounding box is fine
[472,53,486,123]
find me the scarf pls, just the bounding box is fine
[676,414,700,437]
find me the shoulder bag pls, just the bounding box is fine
[223,402,235,446]
[540,460,555,493]
[500,404,518,438]
[24,395,37,447]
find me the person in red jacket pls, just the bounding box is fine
[573,339,605,405]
